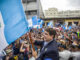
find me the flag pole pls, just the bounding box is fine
[28,32,35,51]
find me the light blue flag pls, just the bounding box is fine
[0,0,28,52]
[31,16,39,28]
[38,19,44,28]
[32,16,38,25]
[28,19,33,28]
[61,25,66,30]
[28,17,44,29]
[27,16,38,28]
[38,19,44,25]
[68,26,72,30]
[47,21,53,28]
[42,28,45,32]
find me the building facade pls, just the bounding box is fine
[22,0,44,19]
[43,8,80,26]
[44,8,80,18]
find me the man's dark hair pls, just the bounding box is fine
[45,28,56,38]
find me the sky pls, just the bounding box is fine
[40,0,80,11]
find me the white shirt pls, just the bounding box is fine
[41,42,48,51]
[29,56,35,60]
[71,51,80,60]
[59,50,71,60]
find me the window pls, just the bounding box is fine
[74,22,78,25]
[68,22,72,26]
[59,22,63,25]
[50,13,52,15]
[26,10,37,15]
[27,0,36,3]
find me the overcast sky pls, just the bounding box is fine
[40,0,80,11]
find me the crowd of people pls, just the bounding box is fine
[0,24,80,60]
